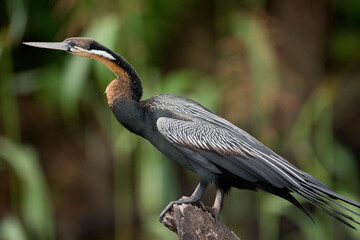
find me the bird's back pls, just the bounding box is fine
[140,93,360,228]
[141,93,307,188]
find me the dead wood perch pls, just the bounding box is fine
[160,203,241,240]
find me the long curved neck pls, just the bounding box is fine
[111,97,146,137]
[88,48,143,105]
[111,53,143,102]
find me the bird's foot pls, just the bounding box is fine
[159,196,200,222]
[158,197,220,222]
[204,206,221,222]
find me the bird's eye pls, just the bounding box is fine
[69,40,76,46]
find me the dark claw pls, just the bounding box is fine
[196,202,220,221]
[196,201,209,213]
[203,206,220,222]
[159,199,220,223]
[159,200,178,221]
[159,197,199,222]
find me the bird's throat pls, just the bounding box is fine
[105,74,133,107]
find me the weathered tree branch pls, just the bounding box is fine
[160,203,241,240]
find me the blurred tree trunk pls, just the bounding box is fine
[267,0,329,96]
[263,0,330,137]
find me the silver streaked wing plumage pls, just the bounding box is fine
[153,97,360,229]
[156,101,307,188]
[157,118,247,157]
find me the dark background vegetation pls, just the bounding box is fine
[1,0,360,239]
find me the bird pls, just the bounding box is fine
[23,37,360,229]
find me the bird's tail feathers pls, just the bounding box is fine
[290,180,360,229]
[272,189,314,223]
[306,181,360,208]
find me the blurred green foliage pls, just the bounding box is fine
[1,0,360,240]
[0,138,54,240]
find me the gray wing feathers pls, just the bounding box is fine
[157,117,247,157]
[179,147,223,174]
[157,116,306,188]
[157,117,222,174]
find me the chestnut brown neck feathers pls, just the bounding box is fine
[105,74,132,106]
[72,42,143,105]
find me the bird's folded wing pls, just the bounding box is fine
[156,117,306,188]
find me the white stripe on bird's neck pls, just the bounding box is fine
[73,46,116,61]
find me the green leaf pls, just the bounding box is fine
[0,137,55,240]
[0,215,27,240]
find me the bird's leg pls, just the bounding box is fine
[207,189,224,222]
[159,182,207,221]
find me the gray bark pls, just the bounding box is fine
[160,203,241,240]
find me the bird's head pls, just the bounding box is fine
[23,37,133,79]
[23,37,143,102]
[23,37,117,62]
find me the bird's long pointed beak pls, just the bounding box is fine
[23,41,70,51]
